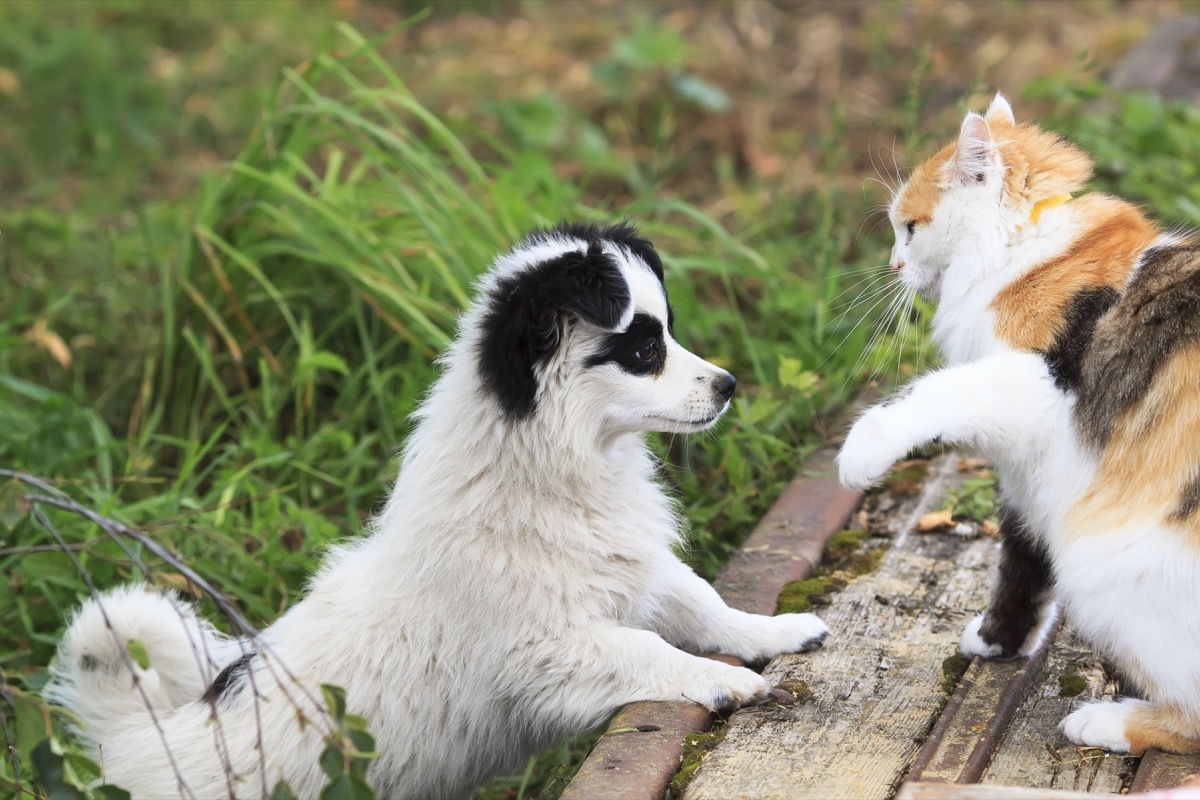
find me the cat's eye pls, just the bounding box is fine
[634,340,659,363]
[905,220,916,244]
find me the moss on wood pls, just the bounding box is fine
[669,725,727,795]
[1058,673,1087,697]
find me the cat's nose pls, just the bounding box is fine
[889,259,905,274]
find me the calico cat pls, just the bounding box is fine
[837,93,1200,754]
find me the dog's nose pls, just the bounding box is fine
[715,373,736,401]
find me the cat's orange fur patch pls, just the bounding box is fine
[892,144,953,227]
[892,120,1092,228]
[1067,345,1200,546]
[991,196,1160,352]
[1126,704,1200,755]
[989,119,1093,209]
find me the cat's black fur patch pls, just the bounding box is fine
[478,225,636,419]
[585,313,666,376]
[1170,473,1200,522]
[1076,244,1200,448]
[977,503,1056,657]
[204,651,255,703]
[1042,286,1119,392]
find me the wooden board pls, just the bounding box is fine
[684,457,998,800]
[978,627,1135,792]
[897,781,1108,800]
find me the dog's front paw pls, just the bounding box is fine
[1060,700,1137,754]
[837,407,905,490]
[772,613,829,654]
[733,613,829,666]
[687,663,770,714]
[700,666,768,714]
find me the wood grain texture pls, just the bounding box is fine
[897,781,1105,800]
[979,627,1135,792]
[685,457,996,800]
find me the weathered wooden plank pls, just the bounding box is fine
[896,781,1105,800]
[562,446,862,800]
[561,702,713,800]
[907,637,1057,786]
[713,446,863,615]
[979,627,1135,792]
[1129,750,1200,793]
[684,457,999,800]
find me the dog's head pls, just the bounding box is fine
[474,222,735,435]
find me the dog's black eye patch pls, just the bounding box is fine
[478,240,631,419]
[585,313,666,376]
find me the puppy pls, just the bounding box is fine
[47,222,828,799]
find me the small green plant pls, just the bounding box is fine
[939,476,997,525]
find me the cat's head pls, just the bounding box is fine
[887,93,1093,298]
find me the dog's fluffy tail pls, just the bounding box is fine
[46,585,237,738]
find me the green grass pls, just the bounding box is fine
[6,4,1193,800]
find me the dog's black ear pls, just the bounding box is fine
[478,240,631,419]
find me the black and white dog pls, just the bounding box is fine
[48,222,828,799]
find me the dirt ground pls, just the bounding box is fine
[347,0,1188,203]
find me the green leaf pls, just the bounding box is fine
[125,639,150,670]
[270,780,299,800]
[321,684,347,721]
[669,74,731,114]
[299,351,350,376]
[0,477,29,531]
[319,742,344,781]
[94,786,133,800]
[31,739,87,800]
[319,773,376,800]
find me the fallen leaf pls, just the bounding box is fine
[0,67,19,97]
[957,457,988,471]
[917,508,954,531]
[981,519,1000,536]
[24,318,72,370]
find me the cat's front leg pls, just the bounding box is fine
[960,503,1059,659]
[838,352,1066,490]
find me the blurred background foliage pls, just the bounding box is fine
[3,1,1200,797]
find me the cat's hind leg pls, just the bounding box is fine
[1062,699,1200,755]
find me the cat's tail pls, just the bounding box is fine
[46,585,238,738]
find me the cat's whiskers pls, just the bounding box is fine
[823,276,898,331]
[832,281,909,393]
[816,279,906,375]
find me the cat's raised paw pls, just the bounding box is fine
[1060,700,1136,753]
[837,407,906,490]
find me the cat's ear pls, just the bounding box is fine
[985,92,1015,126]
[953,113,1001,185]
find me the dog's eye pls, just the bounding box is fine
[634,340,658,363]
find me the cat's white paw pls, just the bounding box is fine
[1060,700,1139,753]
[837,406,906,490]
[959,613,1003,658]
[959,602,1060,660]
